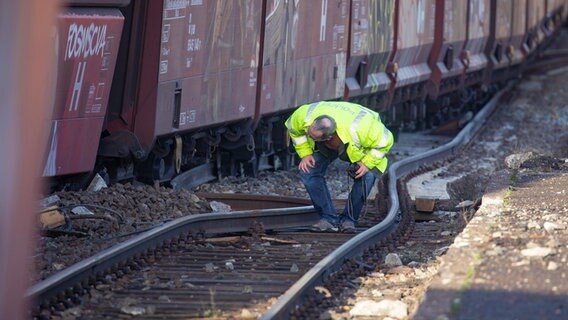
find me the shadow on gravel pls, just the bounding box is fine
[415,288,567,320]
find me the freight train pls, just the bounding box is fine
[44,0,568,190]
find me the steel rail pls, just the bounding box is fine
[261,84,513,319]
[195,193,313,210]
[28,206,319,306]
[526,55,568,74]
[195,192,348,211]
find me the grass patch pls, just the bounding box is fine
[449,253,481,316]
[502,169,519,207]
[503,187,513,206]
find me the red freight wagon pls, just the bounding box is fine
[42,8,124,177]
[344,0,395,110]
[428,0,468,99]
[101,0,264,182]
[484,0,514,86]
[525,0,547,53]
[259,0,349,115]
[128,0,262,144]
[546,0,565,33]
[508,0,528,75]
[462,0,491,86]
[389,0,436,104]
[384,0,436,128]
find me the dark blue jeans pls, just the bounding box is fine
[298,152,377,224]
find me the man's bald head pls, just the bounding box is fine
[308,115,336,141]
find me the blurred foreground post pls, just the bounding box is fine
[0,0,59,318]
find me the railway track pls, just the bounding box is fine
[526,48,568,75]
[29,86,509,319]
[526,30,568,74]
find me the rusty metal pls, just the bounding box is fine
[0,1,59,319]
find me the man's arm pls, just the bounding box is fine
[355,122,393,172]
[285,110,313,158]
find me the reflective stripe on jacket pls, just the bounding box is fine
[285,101,394,172]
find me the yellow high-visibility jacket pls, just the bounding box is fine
[285,101,394,172]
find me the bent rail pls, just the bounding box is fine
[261,84,513,319]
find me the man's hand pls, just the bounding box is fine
[299,155,316,173]
[354,161,369,179]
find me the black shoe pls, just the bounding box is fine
[310,219,339,232]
